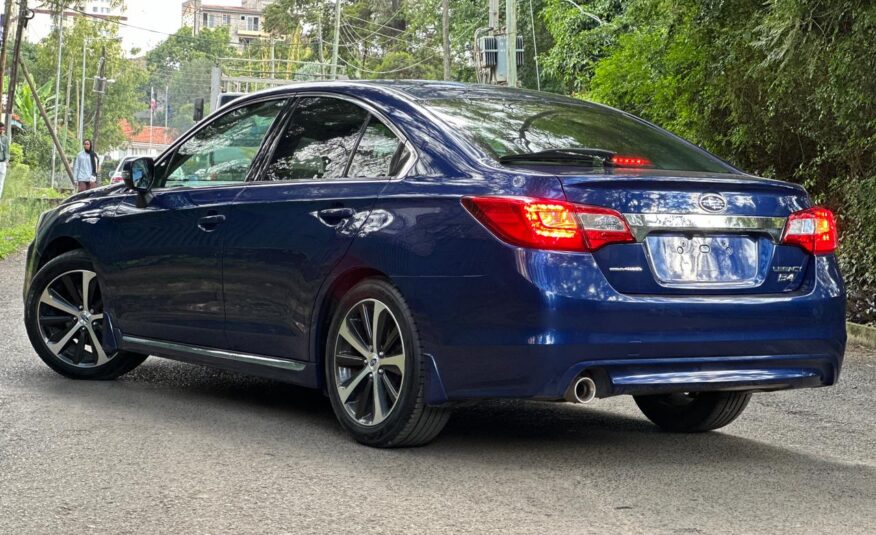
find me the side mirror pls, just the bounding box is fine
[123,157,155,193]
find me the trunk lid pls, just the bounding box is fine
[557,170,812,295]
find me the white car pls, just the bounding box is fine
[109,156,137,184]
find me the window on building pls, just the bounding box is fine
[243,15,259,31]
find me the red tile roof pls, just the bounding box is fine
[120,120,178,146]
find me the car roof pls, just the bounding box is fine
[231,80,580,106]
[346,80,574,102]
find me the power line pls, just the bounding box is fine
[335,53,437,75]
[342,5,406,43]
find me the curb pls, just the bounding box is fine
[847,322,876,348]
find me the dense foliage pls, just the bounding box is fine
[543,0,875,323]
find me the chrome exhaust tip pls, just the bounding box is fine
[565,376,597,404]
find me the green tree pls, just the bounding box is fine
[27,17,147,166]
[146,27,234,73]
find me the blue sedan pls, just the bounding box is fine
[22,81,845,446]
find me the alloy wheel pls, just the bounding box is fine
[334,298,406,426]
[36,269,113,367]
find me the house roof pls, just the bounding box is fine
[120,120,178,146]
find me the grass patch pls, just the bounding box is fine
[0,222,35,258]
[0,164,65,259]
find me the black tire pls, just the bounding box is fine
[325,278,450,447]
[634,391,752,432]
[24,249,147,380]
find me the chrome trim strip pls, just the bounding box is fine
[623,213,787,241]
[121,336,307,372]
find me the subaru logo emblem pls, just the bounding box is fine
[699,193,726,213]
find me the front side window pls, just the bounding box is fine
[161,99,285,188]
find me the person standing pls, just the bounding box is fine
[73,139,99,192]
[0,124,9,199]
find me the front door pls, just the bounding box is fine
[104,99,287,347]
[223,95,413,360]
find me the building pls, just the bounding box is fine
[27,1,128,44]
[108,120,178,160]
[181,0,273,50]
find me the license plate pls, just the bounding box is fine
[645,235,759,284]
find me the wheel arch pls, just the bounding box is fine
[38,236,86,269]
[310,266,390,390]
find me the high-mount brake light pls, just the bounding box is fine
[609,155,653,167]
[781,207,837,254]
[461,196,635,252]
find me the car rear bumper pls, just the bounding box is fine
[547,353,838,399]
[393,250,846,404]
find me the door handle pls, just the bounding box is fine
[318,207,355,224]
[197,213,226,232]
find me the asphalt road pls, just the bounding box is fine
[1,249,874,534]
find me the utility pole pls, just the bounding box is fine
[193,0,201,35]
[19,59,74,184]
[505,0,517,87]
[51,6,64,188]
[149,86,153,151]
[527,0,540,90]
[0,0,15,103]
[62,57,72,152]
[442,0,450,80]
[5,0,29,136]
[79,37,118,143]
[317,1,324,75]
[164,85,168,130]
[488,0,499,28]
[270,38,275,78]
[91,46,106,159]
[79,38,86,141]
[330,0,340,79]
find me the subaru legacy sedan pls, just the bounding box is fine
[23,81,845,447]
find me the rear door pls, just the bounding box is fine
[106,99,286,347]
[223,95,413,360]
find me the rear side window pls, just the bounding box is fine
[347,117,410,178]
[264,97,367,181]
[263,96,409,181]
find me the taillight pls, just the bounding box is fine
[781,207,837,254]
[461,196,635,252]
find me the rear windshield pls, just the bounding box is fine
[423,97,734,174]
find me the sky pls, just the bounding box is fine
[123,0,250,53]
[122,0,184,54]
[26,0,244,56]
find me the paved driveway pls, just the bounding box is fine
[1,249,874,534]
